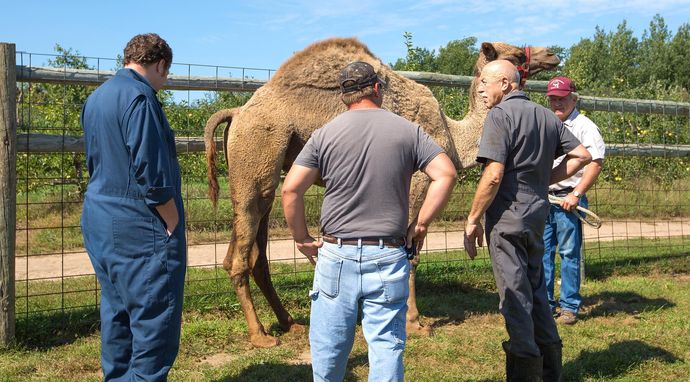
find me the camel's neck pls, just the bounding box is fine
[446,76,490,169]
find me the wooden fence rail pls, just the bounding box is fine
[15,133,690,157]
[16,66,690,116]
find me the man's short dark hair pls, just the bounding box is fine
[123,33,173,69]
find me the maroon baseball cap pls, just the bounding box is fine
[546,76,576,97]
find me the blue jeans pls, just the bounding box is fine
[309,241,410,382]
[542,195,587,314]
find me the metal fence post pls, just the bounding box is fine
[0,42,17,347]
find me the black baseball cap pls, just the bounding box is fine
[338,61,385,93]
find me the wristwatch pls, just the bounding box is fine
[572,190,582,199]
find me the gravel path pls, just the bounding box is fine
[16,219,689,280]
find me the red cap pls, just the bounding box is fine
[546,76,576,97]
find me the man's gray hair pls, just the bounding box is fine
[510,70,520,85]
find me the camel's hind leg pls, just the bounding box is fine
[225,196,281,348]
[406,255,432,336]
[251,197,305,334]
[223,120,297,347]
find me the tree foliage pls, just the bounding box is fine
[565,14,689,101]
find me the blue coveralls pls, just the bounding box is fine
[80,69,186,381]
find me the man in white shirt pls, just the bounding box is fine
[543,76,606,325]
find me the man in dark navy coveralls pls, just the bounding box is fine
[464,60,591,382]
[80,33,185,381]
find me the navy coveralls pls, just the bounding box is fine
[477,92,581,358]
[81,69,186,381]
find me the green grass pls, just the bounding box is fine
[1,238,689,381]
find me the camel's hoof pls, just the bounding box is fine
[284,322,306,334]
[250,333,281,348]
[407,321,433,337]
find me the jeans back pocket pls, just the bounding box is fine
[376,257,410,304]
[316,254,343,298]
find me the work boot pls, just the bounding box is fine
[551,306,561,318]
[557,310,577,325]
[503,341,543,382]
[539,341,563,382]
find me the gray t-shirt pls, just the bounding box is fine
[477,91,581,200]
[294,108,443,238]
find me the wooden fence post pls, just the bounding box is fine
[0,42,17,347]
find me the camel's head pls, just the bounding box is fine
[479,42,560,78]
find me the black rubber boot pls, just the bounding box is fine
[503,341,543,382]
[539,341,563,382]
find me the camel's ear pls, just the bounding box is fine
[481,42,498,61]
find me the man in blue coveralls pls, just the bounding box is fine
[80,33,186,381]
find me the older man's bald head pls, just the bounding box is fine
[482,59,521,85]
[477,59,520,108]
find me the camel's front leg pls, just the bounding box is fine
[406,173,433,336]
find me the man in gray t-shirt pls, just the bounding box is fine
[464,60,591,381]
[282,61,456,382]
[294,108,442,238]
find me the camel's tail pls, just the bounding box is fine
[204,108,239,207]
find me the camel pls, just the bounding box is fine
[204,37,559,348]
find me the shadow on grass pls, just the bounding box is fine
[213,353,368,382]
[414,270,500,327]
[585,253,690,281]
[266,314,310,335]
[563,340,678,381]
[583,291,674,319]
[15,306,100,349]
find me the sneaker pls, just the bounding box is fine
[557,310,577,325]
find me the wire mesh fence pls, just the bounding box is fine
[11,51,690,333]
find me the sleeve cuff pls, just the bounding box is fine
[145,186,175,206]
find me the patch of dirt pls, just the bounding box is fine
[198,352,237,367]
[288,348,312,365]
[645,271,690,282]
[675,274,690,282]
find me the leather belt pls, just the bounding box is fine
[549,186,573,197]
[322,235,405,248]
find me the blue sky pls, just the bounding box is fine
[3,0,690,73]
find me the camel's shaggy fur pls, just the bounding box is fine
[204,37,559,348]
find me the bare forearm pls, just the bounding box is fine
[550,159,581,184]
[417,174,456,228]
[574,159,603,194]
[281,165,319,243]
[155,198,179,235]
[282,191,310,242]
[467,163,503,224]
[550,145,592,184]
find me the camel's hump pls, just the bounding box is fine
[269,37,384,91]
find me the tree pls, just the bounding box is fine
[391,32,437,72]
[667,23,690,94]
[564,15,689,100]
[435,37,478,75]
[16,45,94,194]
